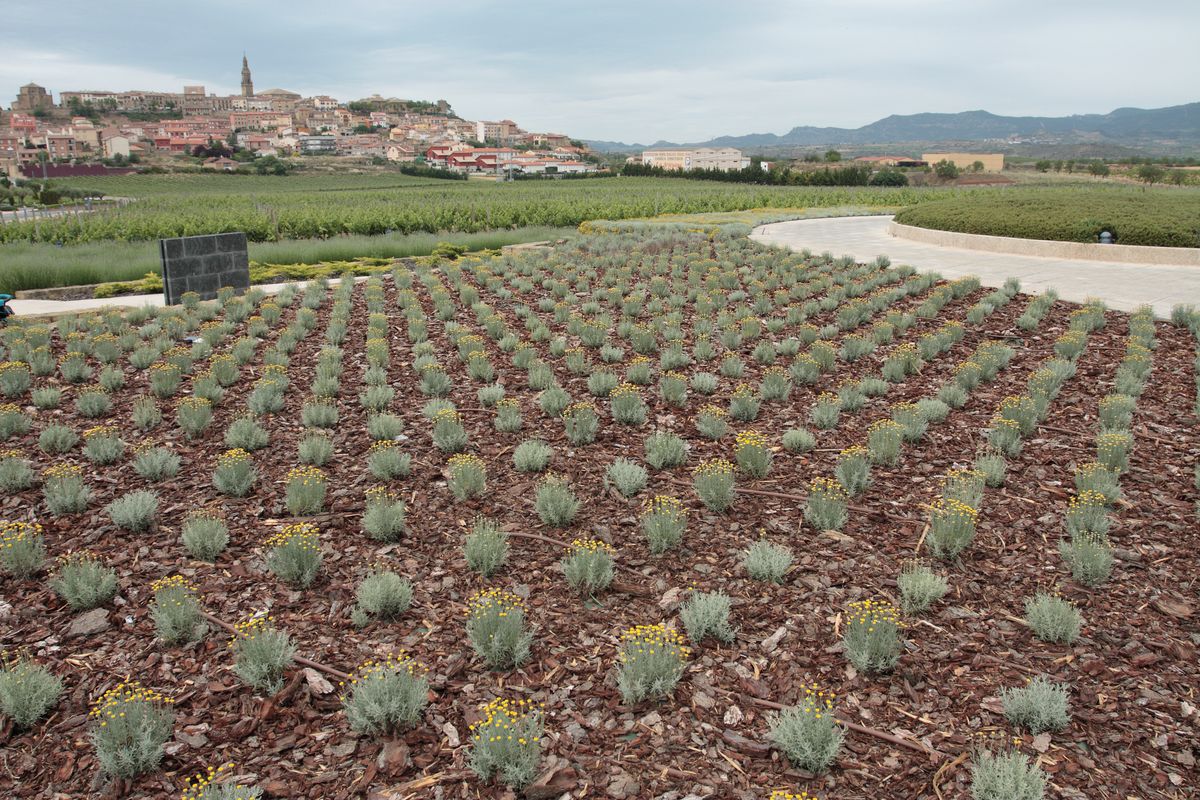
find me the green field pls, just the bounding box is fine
[0,227,576,293]
[0,174,949,246]
[893,186,1200,247]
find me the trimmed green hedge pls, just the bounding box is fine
[894,188,1200,248]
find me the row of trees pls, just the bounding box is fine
[1033,158,1194,186]
[620,160,908,186]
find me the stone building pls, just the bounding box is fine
[13,83,52,112]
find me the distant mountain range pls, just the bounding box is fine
[586,102,1200,153]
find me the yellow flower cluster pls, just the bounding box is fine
[0,520,42,550]
[864,417,902,434]
[149,361,181,374]
[228,615,273,647]
[735,430,769,451]
[433,408,462,423]
[42,463,83,480]
[82,425,118,440]
[261,363,288,379]
[989,416,1021,432]
[846,598,902,630]
[693,458,735,477]
[176,396,211,410]
[628,355,652,367]
[0,448,24,461]
[892,342,919,358]
[263,522,320,551]
[763,365,789,380]
[89,679,173,725]
[568,537,615,555]
[809,477,848,500]
[495,397,519,409]
[815,391,840,405]
[1056,329,1086,347]
[610,382,642,399]
[468,697,543,744]
[929,497,979,522]
[368,439,397,454]
[945,467,983,484]
[217,448,252,466]
[663,370,687,382]
[1096,432,1131,457]
[1075,462,1109,481]
[839,445,869,460]
[1068,490,1108,513]
[698,404,726,418]
[795,681,835,717]
[0,361,28,375]
[338,651,422,701]
[793,354,819,370]
[180,762,248,800]
[164,346,190,360]
[285,465,325,486]
[732,383,757,398]
[210,354,235,369]
[150,574,198,595]
[418,361,444,373]
[448,453,485,473]
[365,486,402,504]
[643,494,685,517]
[619,623,691,663]
[955,360,981,376]
[466,588,526,618]
[564,400,597,419]
[998,395,1027,413]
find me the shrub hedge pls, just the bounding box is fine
[894,188,1200,248]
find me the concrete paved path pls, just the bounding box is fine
[6,277,367,320]
[752,215,1200,317]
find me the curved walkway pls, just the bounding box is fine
[751,215,1200,317]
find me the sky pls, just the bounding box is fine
[3,0,1197,144]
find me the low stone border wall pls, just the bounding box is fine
[889,221,1200,267]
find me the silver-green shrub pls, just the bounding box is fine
[1001,676,1069,733]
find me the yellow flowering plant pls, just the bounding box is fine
[179,761,262,800]
[468,697,544,789]
[695,403,729,440]
[149,575,206,644]
[263,522,322,588]
[89,679,175,778]
[926,497,980,559]
[465,588,532,669]
[0,650,63,730]
[842,599,903,673]
[616,623,690,703]
[561,538,615,597]
[805,477,848,531]
[768,681,844,773]
[228,615,295,694]
[734,429,772,478]
[0,520,45,578]
[212,448,256,497]
[692,458,736,512]
[340,652,429,736]
[284,465,326,515]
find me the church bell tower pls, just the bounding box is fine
[241,54,254,97]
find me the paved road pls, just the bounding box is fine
[6,277,368,320]
[751,215,1200,317]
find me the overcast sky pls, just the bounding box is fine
[3,0,1197,143]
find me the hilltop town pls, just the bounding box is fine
[0,56,602,178]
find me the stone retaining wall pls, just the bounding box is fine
[159,232,250,304]
[889,221,1200,267]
